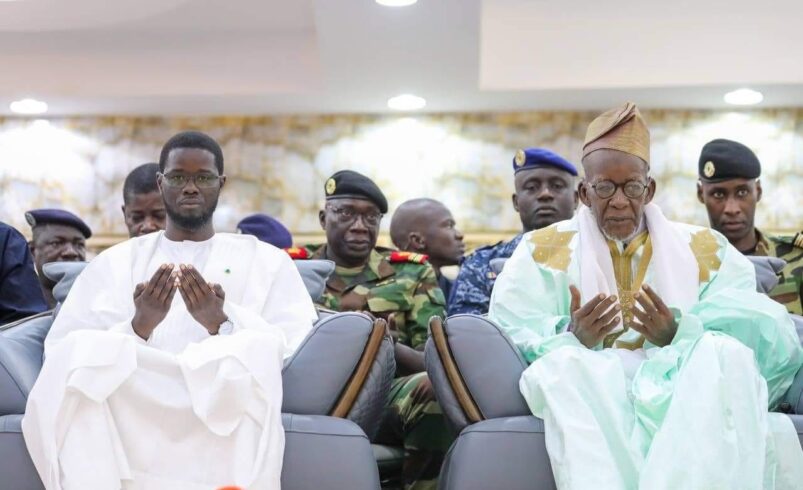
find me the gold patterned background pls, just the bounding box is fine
[0,109,800,250]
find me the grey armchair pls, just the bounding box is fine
[426,313,803,490]
[0,263,395,490]
[426,314,555,490]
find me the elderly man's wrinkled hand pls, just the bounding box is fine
[630,284,677,347]
[569,285,621,348]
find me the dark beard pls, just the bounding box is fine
[165,196,218,231]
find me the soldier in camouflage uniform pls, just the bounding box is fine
[287,170,449,489]
[449,148,578,315]
[754,231,803,314]
[697,138,802,314]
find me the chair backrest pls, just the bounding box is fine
[0,314,53,416]
[293,259,336,303]
[426,314,531,433]
[282,312,395,438]
[334,322,395,440]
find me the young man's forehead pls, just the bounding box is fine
[164,147,218,171]
[163,168,218,175]
[516,166,573,183]
[702,178,755,189]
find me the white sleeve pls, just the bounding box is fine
[221,251,316,358]
[44,252,142,354]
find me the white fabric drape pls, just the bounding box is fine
[576,203,698,336]
[24,232,317,489]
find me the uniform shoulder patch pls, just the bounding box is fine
[768,232,803,249]
[284,246,309,260]
[389,251,429,264]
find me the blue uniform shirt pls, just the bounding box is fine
[0,222,48,324]
[448,234,523,316]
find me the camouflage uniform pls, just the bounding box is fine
[752,229,803,315]
[448,234,523,316]
[291,244,451,489]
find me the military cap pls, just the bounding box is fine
[512,148,578,176]
[698,138,761,182]
[25,208,92,238]
[324,170,388,214]
[236,213,293,249]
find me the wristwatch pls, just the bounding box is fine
[217,319,234,335]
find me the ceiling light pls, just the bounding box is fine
[10,98,48,115]
[376,0,418,6]
[387,94,426,111]
[724,88,763,106]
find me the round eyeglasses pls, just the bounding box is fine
[589,179,650,199]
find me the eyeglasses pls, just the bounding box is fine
[159,172,222,189]
[589,179,650,199]
[327,206,383,226]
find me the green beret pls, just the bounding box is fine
[324,170,388,214]
[699,138,761,182]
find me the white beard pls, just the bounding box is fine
[601,214,645,244]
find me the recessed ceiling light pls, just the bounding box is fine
[10,98,48,115]
[388,94,426,111]
[376,0,418,7]
[724,88,763,106]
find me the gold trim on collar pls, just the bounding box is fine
[604,232,652,349]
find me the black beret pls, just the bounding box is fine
[699,138,761,182]
[25,208,92,238]
[324,170,388,214]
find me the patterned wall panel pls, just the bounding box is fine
[0,109,800,243]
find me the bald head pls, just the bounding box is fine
[390,198,465,269]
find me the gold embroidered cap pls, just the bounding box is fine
[582,102,650,164]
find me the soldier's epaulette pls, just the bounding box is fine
[284,246,309,260]
[770,232,803,249]
[389,251,429,264]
